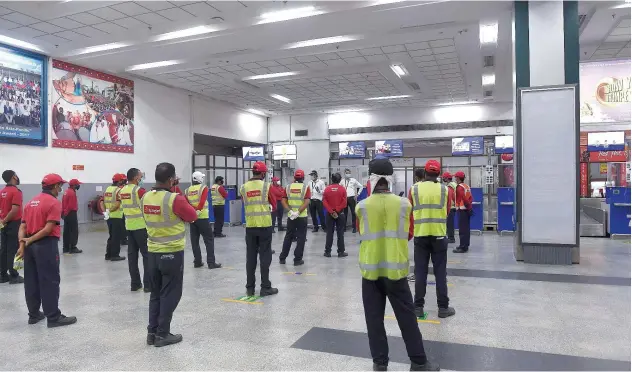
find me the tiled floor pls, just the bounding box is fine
[0,226,629,370]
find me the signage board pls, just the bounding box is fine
[587,131,625,152]
[589,150,627,163]
[272,144,297,160]
[374,140,403,157]
[452,136,484,156]
[242,146,265,161]
[338,141,365,158]
[494,135,513,154]
[580,60,631,123]
[580,163,589,197]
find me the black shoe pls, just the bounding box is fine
[414,307,425,318]
[410,361,439,371]
[215,234,227,238]
[279,259,286,264]
[352,228,357,233]
[312,228,319,233]
[131,285,143,292]
[293,260,304,266]
[47,314,77,328]
[28,311,45,325]
[105,256,111,261]
[143,287,152,293]
[147,333,156,345]
[154,333,183,347]
[407,274,416,282]
[272,229,276,233]
[324,252,331,257]
[9,276,24,284]
[271,250,276,254]
[110,256,126,261]
[193,262,204,268]
[373,363,388,371]
[207,262,222,269]
[70,248,83,254]
[121,240,128,246]
[452,248,467,253]
[278,228,286,232]
[447,238,456,243]
[438,307,456,318]
[260,287,278,297]
[0,276,9,284]
[62,250,70,254]
[246,288,255,296]
[338,252,348,258]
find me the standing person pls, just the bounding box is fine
[186,172,221,270]
[240,161,278,297]
[119,174,128,247]
[61,179,82,254]
[101,174,125,261]
[119,168,151,292]
[279,169,310,266]
[410,161,456,319]
[307,170,326,232]
[270,177,285,233]
[356,159,438,371]
[342,169,363,233]
[143,162,198,347]
[18,174,76,327]
[210,176,227,238]
[322,173,348,258]
[0,170,24,284]
[453,171,472,253]
[441,172,457,244]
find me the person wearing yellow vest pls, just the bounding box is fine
[100,173,126,262]
[119,168,150,292]
[410,161,455,320]
[356,159,438,372]
[142,162,198,348]
[186,172,221,270]
[279,169,311,266]
[240,161,278,297]
[211,176,228,238]
[441,172,457,244]
[453,171,473,253]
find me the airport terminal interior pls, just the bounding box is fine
[0,0,630,370]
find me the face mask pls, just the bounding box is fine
[138,177,144,187]
[344,173,351,179]
[14,176,20,185]
[311,176,317,181]
[75,185,81,190]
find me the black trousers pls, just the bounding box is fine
[280,217,307,261]
[446,209,456,240]
[128,229,150,289]
[0,220,19,279]
[272,200,284,230]
[245,227,273,290]
[62,210,79,253]
[457,210,471,249]
[345,197,357,229]
[413,237,449,309]
[121,216,128,244]
[309,199,326,230]
[106,218,124,258]
[325,213,346,254]
[362,277,428,366]
[213,205,224,235]
[190,219,217,265]
[24,237,62,321]
[148,250,184,337]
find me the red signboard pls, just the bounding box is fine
[580,163,589,197]
[589,150,628,162]
[72,165,84,171]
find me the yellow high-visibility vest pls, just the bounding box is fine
[447,181,457,210]
[141,190,186,253]
[240,179,272,228]
[186,184,209,219]
[286,182,308,218]
[411,181,447,237]
[119,184,146,230]
[104,185,123,219]
[210,184,225,206]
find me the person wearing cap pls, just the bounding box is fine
[210,176,228,238]
[454,171,472,253]
[343,169,363,233]
[240,161,278,297]
[307,170,326,232]
[17,174,77,328]
[410,161,455,320]
[101,174,126,261]
[119,174,129,247]
[0,170,24,284]
[142,162,198,347]
[441,172,457,244]
[62,179,82,254]
[322,172,348,258]
[186,172,221,270]
[279,169,311,266]
[270,177,285,233]
[356,159,438,372]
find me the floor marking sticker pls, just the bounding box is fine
[282,272,316,276]
[385,315,440,325]
[221,266,235,270]
[221,296,263,305]
[427,282,455,286]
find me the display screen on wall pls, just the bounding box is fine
[580,60,630,123]
[452,136,484,156]
[0,45,47,147]
[494,135,513,154]
[338,141,365,158]
[374,140,403,157]
[273,144,297,160]
[242,146,265,161]
[587,131,624,152]
[51,60,134,153]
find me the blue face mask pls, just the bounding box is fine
[138,177,144,187]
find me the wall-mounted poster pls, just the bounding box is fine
[0,44,47,147]
[580,60,631,123]
[51,60,134,153]
[242,146,265,161]
[452,136,484,156]
[374,140,403,157]
[338,141,365,158]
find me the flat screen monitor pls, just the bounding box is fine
[242,146,265,161]
[338,141,365,158]
[452,136,484,156]
[494,135,513,154]
[273,144,297,160]
[374,140,403,157]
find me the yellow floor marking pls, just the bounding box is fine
[385,315,440,325]
[447,261,461,264]
[221,298,263,305]
[221,266,235,270]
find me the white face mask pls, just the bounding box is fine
[344,173,351,178]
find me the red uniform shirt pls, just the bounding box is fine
[22,192,62,238]
[216,185,228,199]
[322,184,347,214]
[0,185,22,221]
[61,187,78,217]
[270,184,284,202]
[456,183,472,211]
[170,185,183,196]
[447,186,455,210]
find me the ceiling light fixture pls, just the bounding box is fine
[243,71,299,80]
[480,23,498,44]
[126,60,182,71]
[72,42,130,55]
[366,95,410,101]
[258,6,323,24]
[482,74,495,86]
[390,64,408,77]
[0,35,43,52]
[247,108,266,116]
[270,93,291,103]
[152,25,216,42]
[283,35,360,49]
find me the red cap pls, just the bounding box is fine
[454,171,466,179]
[294,169,305,179]
[272,176,280,182]
[69,179,82,186]
[442,172,452,179]
[424,160,441,173]
[112,173,120,182]
[42,173,67,186]
[120,173,127,180]
[252,161,267,173]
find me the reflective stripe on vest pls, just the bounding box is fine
[240,180,272,228]
[457,183,471,210]
[119,184,146,230]
[286,182,308,218]
[210,184,225,206]
[104,185,123,219]
[412,182,446,211]
[186,184,209,219]
[447,181,457,209]
[141,190,186,252]
[411,181,447,237]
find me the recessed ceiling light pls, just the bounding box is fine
[283,35,360,49]
[126,60,182,71]
[243,71,299,80]
[480,23,498,44]
[390,64,408,77]
[270,93,291,103]
[482,74,495,86]
[70,42,131,55]
[258,6,324,24]
[0,34,43,52]
[366,95,411,100]
[436,101,477,106]
[247,108,266,116]
[152,26,216,42]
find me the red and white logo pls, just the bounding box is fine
[189,191,199,196]
[119,193,131,200]
[290,189,301,194]
[104,192,112,197]
[246,190,262,198]
[0,192,6,198]
[144,205,161,215]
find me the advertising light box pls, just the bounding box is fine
[338,141,365,158]
[580,60,631,123]
[494,135,513,154]
[242,146,265,161]
[374,140,403,157]
[452,136,484,156]
[587,131,625,152]
[273,144,297,160]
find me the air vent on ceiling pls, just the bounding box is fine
[406,82,421,91]
[483,55,495,68]
[295,129,308,137]
[483,90,493,98]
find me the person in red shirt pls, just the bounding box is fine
[62,179,82,254]
[441,172,457,244]
[17,173,77,328]
[454,171,472,253]
[279,169,311,265]
[322,173,348,257]
[0,169,24,284]
[270,177,285,232]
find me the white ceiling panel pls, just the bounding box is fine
[75,26,109,38]
[110,2,153,16]
[133,1,175,12]
[88,7,127,21]
[180,3,219,18]
[30,22,65,34]
[48,17,85,30]
[1,12,39,26]
[0,18,20,30]
[113,16,147,29]
[72,12,106,25]
[134,12,171,26]
[157,7,196,22]
[55,30,90,42]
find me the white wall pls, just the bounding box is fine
[192,96,267,144]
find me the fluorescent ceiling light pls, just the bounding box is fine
[0,35,42,52]
[153,26,216,42]
[243,71,298,81]
[258,6,323,24]
[390,64,408,77]
[611,1,631,8]
[437,101,477,106]
[72,42,130,55]
[247,108,266,116]
[482,74,495,86]
[366,95,410,101]
[284,35,359,49]
[480,23,498,44]
[270,93,291,103]
[126,60,182,71]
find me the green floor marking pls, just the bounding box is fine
[235,295,261,302]
[417,312,428,320]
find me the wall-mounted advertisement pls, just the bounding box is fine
[452,136,484,156]
[580,60,630,123]
[374,140,403,158]
[242,146,265,161]
[272,144,297,160]
[0,45,47,147]
[587,131,625,152]
[494,135,513,154]
[51,60,134,153]
[338,141,365,158]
